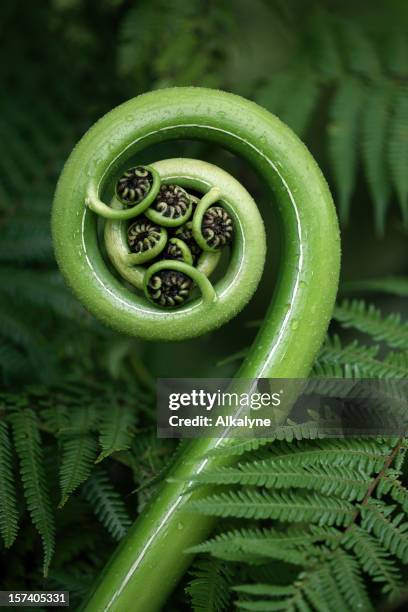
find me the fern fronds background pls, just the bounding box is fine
[1,0,408,610]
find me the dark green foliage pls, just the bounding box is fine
[82,468,131,541]
[0,421,18,548]
[10,407,55,576]
[186,557,234,612]
[191,437,408,610]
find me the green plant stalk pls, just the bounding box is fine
[52,88,340,610]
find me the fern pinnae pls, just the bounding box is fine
[82,468,131,541]
[377,473,408,512]
[187,462,369,501]
[361,502,408,564]
[343,526,402,596]
[329,548,373,611]
[185,557,234,612]
[0,420,19,548]
[207,422,330,459]
[10,408,55,575]
[190,490,355,526]
[333,299,408,350]
[96,398,136,463]
[315,335,408,378]
[59,406,98,507]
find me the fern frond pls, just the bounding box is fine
[190,490,354,526]
[212,437,388,472]
[185,557,234,612]
[329,548,373,611]
[234,566,343,612]
[10,408,55,575]
[187,526,337,565]
[208,423,325,458]
[59,407,98,507]
[333,300,408,350]
[328,77,365,222]
[96,399,136,462]
[0,420,19,547]
[82,469,131,541]
[377,473,408,512]
[343,526,402,596]
[361,502,408,563]
[315,335,408,378]
[187,462,369,501]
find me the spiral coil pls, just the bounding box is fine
[52,87,340,612]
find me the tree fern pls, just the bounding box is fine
[82,468,131,541]
[0,420,18,548]
[10,408,55,575]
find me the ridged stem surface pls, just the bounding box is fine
[52,88,340,611]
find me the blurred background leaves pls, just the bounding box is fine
[1,0,408,607]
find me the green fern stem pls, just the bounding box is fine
[52,87,340,610]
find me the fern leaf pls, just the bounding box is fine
[377,474,408,512]
[186,557,234,612]
[0,420,19,547]
[10,408,55,575]
[82,469,131,541]
[329,548,373,611]
[388,85,408,223]
[315,335,408,378]
[264,438,388,472]
[361,502,408,563]
[333,300,408,350]
[188,462,369,501]
[187,526,335,565]
[96,399,136,462]
[362,82,393,234]
[328,77,365,222]
[190,490,354,526]
[208,422,325,458]
[59,407,98,507]
[343,526,402,596]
